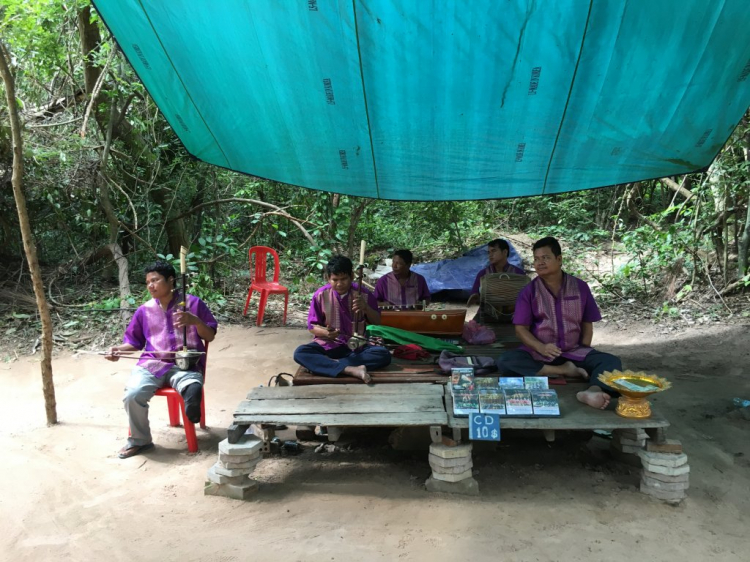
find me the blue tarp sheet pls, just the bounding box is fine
[412,242,523,299]
[93,1,750,201]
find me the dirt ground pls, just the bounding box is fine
[1,319,749,562]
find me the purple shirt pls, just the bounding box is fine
[123,293,218,377]
[513,273,600,362]
[471,262,526,295]
[374,271,430,308]
[307,283,379,351]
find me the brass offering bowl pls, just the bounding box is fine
[598,370,671,419]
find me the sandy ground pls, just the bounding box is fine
[1,319,749,562]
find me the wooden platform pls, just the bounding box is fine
[234,383,448,427]
[445,383,669,431]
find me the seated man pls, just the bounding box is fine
[107,260,217,459]
[294,255,391,383]
[374,249,431,309]
[467,238,525,306]
[497,237,621,409]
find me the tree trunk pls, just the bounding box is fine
[0,42,57,425]
[738,114,750,280]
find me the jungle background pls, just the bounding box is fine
[2,3,750,356]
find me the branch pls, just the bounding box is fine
[660,177,695,201]
[167,197,315,244]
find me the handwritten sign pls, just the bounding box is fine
[469,413,501,441]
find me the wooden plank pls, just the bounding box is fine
[292,370,446,386]
[235,396,445,415]
[233,412,448,426]
[446,384,670,431]
[248,383,444,400]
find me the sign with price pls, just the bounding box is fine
[469,413,501,441]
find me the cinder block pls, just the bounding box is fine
[641,462,690,477]
[213,463,255,477]
[431,468,473,482]
[428,453,473,469]
[429,443,472,459]
[206,465,249,485]
[646,439,683,454]
[218,452,258,464]
[218,457,261,470]
[425,476,479,496]
[643,469,689,484]
[430,462,473,475]
[204,479,259,501]
[638,451,687,468]
[218,435,263,457]
[641,477,689,492]
[618,437,647,447]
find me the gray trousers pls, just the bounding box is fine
[123,365,203,447]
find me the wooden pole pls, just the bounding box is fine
[0,42,58,425]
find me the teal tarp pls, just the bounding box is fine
[92,0,750,201]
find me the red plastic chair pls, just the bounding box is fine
[243,246,289,326]
[154,341,209,453]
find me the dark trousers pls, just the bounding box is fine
[293,342,392,377]
[497,348,622,395]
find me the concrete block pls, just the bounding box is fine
[638,451,687,468]
[611,440,644,454]
[429,443,472,459]
[431,468,473,482]
[206,465,249,485]
[641,477,689,492]
[428,453,473,469]
[425,476,479,496]
[213,463,255,477]
[430,462,473,475]
[204,479,259,501]
[610,449,644,468]
[218,457,261,470]
[641,462,690,477]
[218,452,258,464]
[218,435,263,457]
[642,469,689,484]
[618,437,647,447]
[613,428,649,440]
[639,482,686,503]
[646,439,683,454]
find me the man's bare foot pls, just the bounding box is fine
[343,365,372,383]
[576,386,610,409]
[561,361,589,380]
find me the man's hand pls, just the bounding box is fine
[173,310,199,329]
[105,346,121,362]
[352,294,369,315]
[537,343,562,360]
[323,326,340,341]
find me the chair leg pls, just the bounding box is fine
[282,291,289,325]
[257,290,269,326]
[166,395,181,427]
[199,388,206,430]
[243,287,254,316]
[180,401,199,453]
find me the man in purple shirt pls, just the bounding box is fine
[497,237,621,409]
[374,249,431,308]
[467,238,526,306]
[106,260,217,459]
[294,255,391,383]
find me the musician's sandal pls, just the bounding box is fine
[182,383,203,423]
[118,442,154,459]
